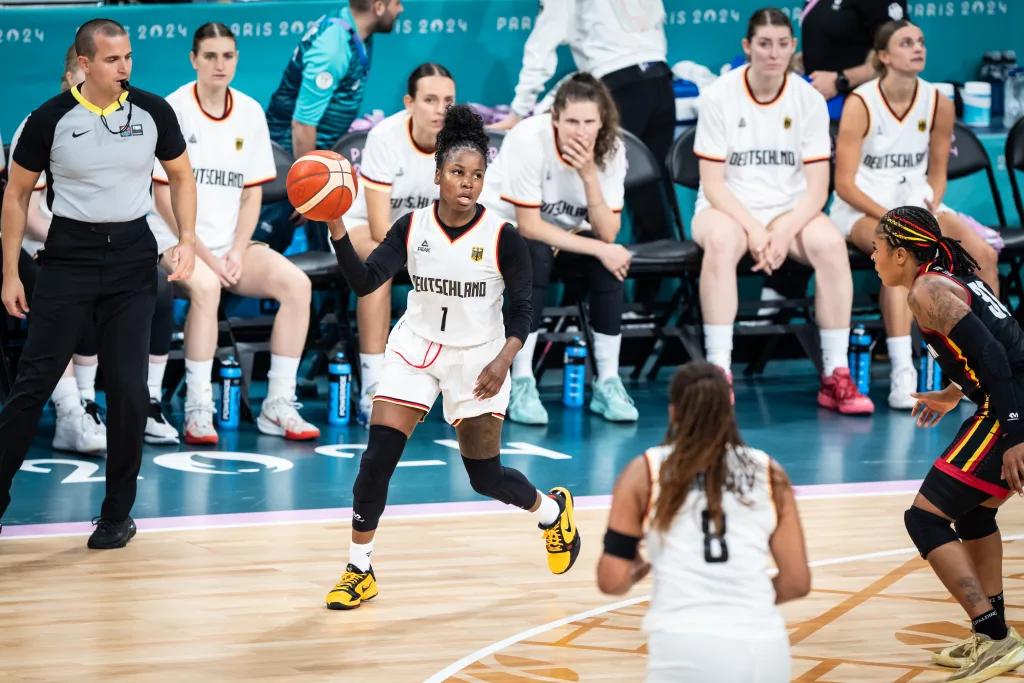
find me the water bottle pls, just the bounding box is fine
[848,327,872,395]
[216,356,241,430]
[918,341,944,393]
[562,337,587,408]
[327,351,352,425]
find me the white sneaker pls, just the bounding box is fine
[257,396,320,440]
[888,366,918,410]
[184,385,218,445]
[52,400,106,455]
[357,384,377,428]
[144,398,180,445]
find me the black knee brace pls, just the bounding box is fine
[462,455,537,510]
[955,505,999,541]
[905,506,958,559]
[351,425,407,531]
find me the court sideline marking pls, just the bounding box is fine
[423,532,1024,682]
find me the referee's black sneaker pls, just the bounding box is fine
[87,516,137,549]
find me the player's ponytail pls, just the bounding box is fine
[434,104,488,170]
[652,363,754,535]
[879,206,980,276]
[552,72,620,170]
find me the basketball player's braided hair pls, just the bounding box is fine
[435,104,489,170]
[879,205,979,276]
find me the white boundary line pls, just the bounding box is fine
[423,532,1024,682]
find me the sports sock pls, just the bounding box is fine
[534,491,560,527]
[703,324,732,372]
[185,358,214,406]
[74,362,98,402]
[887,335,913,374]
[267,354,300,401]
[512,332,539,379]
[349,540,374,572]
[359,353,383,394]
[991,592,1006,621]
[592,331,621,383]
[972,609,1009,641]
[51,376,81,415]
[820,328,850,377]
[148,360,167,402]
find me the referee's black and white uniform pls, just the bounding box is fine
[0,22,195,548]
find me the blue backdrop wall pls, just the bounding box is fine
[1,1,1021,142]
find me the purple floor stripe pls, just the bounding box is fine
[1,479,920,539]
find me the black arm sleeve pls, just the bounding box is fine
[948,313,1024,443]
[331,213,410,296]
[498,223,533,344]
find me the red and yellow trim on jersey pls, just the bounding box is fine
[935,334,981,388]
[742,65,788,107]
[431,203,487,244]
[243,175,276,188]
[878,78,919,124]
[451,413,506,427]
[943,416,985,465]
[693,151,726,163]
[500,194,542,209]
[803,155,831,165]
[372,395,430,422]
[406,117,436,157]
[192,83,234,122]
[359,172,392,193]
[152,177,170,185]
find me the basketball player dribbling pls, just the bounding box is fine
[875,206,1024,681]
[321,104,580,610]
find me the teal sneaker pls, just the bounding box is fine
[509,377,549,425]
[590,377,639,422]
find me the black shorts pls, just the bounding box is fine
[920,407,1011,519]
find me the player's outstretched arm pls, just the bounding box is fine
[327,213,409,296]
[768,459,810,604]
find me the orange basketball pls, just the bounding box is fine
[286,150,359,221]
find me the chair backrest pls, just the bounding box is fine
[332,129,370,175]
[261,141,293,205]
[665,126,699,190]
[948,121,1007,225]
[619,128,661,191]
[1006,117,1024,225]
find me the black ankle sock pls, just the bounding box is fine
[991,592,1006,621]
[973,609,1009,640]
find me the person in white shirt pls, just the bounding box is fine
[481,73,637,424]
[5,44,178,452]
[833,20,999,410]
[152,23,317,444]
[491,0,675,246]
[597,361,810,682]
[694,8,873,415]
[344,63,454,427]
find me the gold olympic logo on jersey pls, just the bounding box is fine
[235,137,244,151]
[783,116,792,130]
[471,247,484,262]
[917,119,927,132]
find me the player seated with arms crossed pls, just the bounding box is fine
[875,206,1024,682]
[322,104,580,610]
[597,361,809,682]
[693,7,871,414]
[833,19,998,410]
[152,23,318,444]
[343,63,455,426]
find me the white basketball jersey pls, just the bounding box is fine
[642,444,785,638]
[402,204,507,347]
[348,111,439,225]
[151,82,276,255]
[850,77,939,188]
[480,113,626,230]
[694,66,831,211]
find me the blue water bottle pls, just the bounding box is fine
[327,351,352,425]
[918,340,944,392]
[563,337,587,408]
[848,326,872,395]
[216,356,241,430]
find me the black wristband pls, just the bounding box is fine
[603,528,641,560]
[835,70,852,95]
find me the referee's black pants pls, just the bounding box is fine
[0,216,156,523]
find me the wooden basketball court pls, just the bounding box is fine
[3,489,1024,682]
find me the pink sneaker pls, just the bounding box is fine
[818,368,874,415]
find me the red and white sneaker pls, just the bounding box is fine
[184,386,218,445]
[817,368,874,415]
[257,396,320,441]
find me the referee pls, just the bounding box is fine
[0,19,196,548]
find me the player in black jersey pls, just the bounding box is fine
[320,105,580,611]
[872,205,1024,680]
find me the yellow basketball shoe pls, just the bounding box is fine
[540,487,581,575]
[325,564,378,610]
[945,629,1024,682]
[934,633,982,668]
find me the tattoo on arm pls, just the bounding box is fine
[908,277,970,335]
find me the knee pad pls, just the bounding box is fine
[462,455,536,510]
[905,506,957,559]
[955,505,999,541]
[351,425,407,531]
